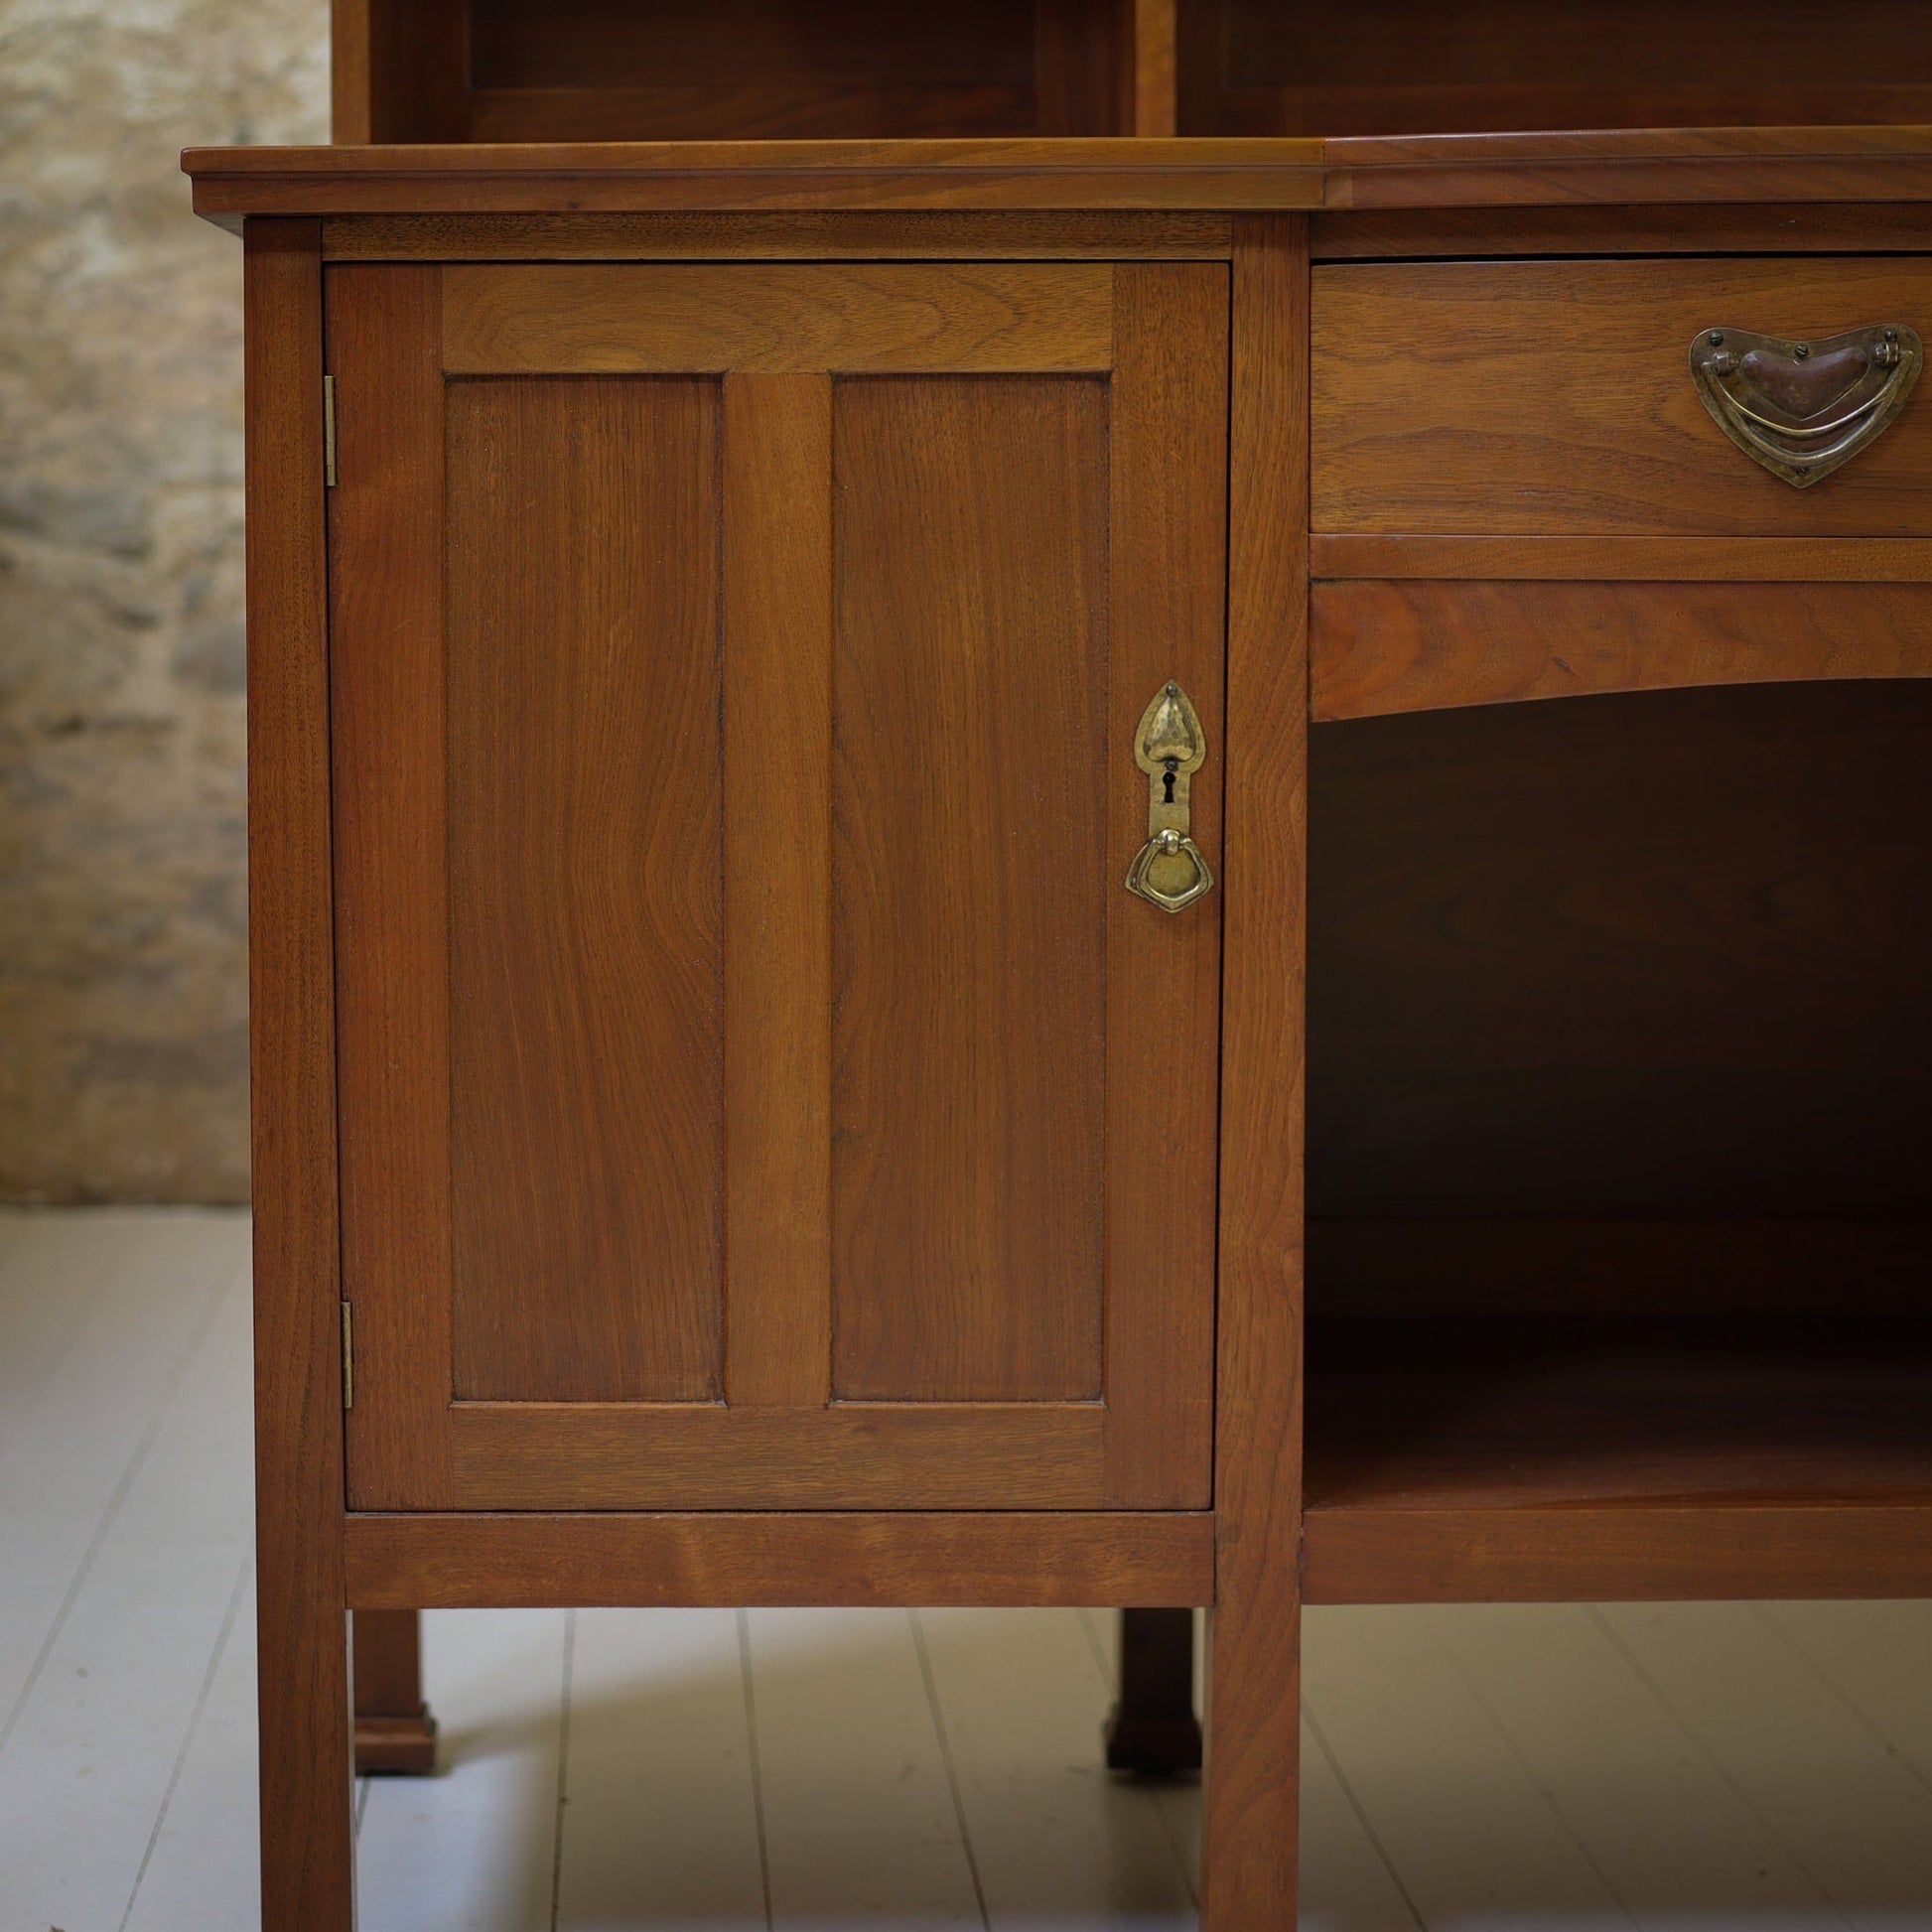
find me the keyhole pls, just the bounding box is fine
[1163,759,1178,804]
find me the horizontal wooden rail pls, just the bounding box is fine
[345,1510,1216,1607]
[1311,535,1932,582]
[1305,1503,1932,1602]
[1311,579,1932,718]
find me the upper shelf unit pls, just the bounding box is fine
[1181,0,1932,137]
[334,0,1179,142]
[334,0,1932,145]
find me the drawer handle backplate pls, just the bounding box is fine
[1690,323,1922,488]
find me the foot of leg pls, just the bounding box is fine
[353,1608,438,1775]
[1104,1607,1202,1776]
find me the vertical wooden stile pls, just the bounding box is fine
[1202,211,1310,1932]
[723,373,836,1410]
[244,215,355,1932]
[1103,263,1226,1505]
[330,0,373,142]
[329,264,456,1506]
[1132,0,1179,133]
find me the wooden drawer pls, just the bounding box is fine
[1312,257,1932,537]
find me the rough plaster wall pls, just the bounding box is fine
[0,0,327,1200]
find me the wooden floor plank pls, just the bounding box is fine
[1594,1602,1932,1929]
[916,1607,1196,1930]
[1298,1710,1426,1932]
[1424,1602,1840,1931]
[1759,1600,1932,1793]
[555,1607,765,1930]
[747,1606,982,1930]
[1082,1605,1428,1931]
[1300,1605,1635,1932]
[122,1564,261,1932]
[0,1211,246,1745]
[356,1608,570,1932]
[0,1253,253,1932]
[0,1209,118,1464]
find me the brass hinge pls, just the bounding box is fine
[342,1300,354,1410]
[323,374,338,487]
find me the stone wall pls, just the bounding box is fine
[0,0,327,1200]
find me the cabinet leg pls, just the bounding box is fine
[1199,209,1307,1930]
[256,1586,355,1932]
[353,1607,439,1774]
[1104,1609,1201,1774]
[245,212,357,1932]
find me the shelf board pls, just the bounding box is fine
[1305,1313,1932,1602]
[1303,1501,1932,1603]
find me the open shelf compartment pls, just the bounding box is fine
[1304,682,1932,1605]
[337,0,1932,144]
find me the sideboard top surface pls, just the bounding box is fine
[182,127,1932,225]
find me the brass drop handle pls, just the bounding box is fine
[1689,323,1922,488]
[1125,681,1214,914]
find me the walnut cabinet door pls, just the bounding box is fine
[327,260,1226,1512]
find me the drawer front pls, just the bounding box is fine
[1313,257,1932,537]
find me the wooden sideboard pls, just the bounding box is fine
[187,5,1932,1923]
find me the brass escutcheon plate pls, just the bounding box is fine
[1689,323,1923,488]
[1125,681,1214,914]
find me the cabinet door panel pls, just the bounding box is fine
[832,375,1110,1403]
[447,375,725,1403]
[330,258,1226,1511]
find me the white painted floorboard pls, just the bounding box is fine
[2,1210,1931,1932]
[917,1606,1193,1932]
[357,1609,572,1932]
[557,1607,763,1932]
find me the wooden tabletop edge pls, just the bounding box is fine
[178,129,1932,220]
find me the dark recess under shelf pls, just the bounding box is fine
[1302,1220,1932,1603]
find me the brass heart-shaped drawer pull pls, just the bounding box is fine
[1690,323,1923,488]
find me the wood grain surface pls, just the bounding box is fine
[351,1608,422,1721]
[451,1402,1110,1508]
[1201,209,1308,1932]
[1132,0,1178,135]
[345,1512,1215,1609]
[332,0,468,141]
[1194,0,1932,136]
[1303,1503,1932,1603]
[327,257,1225,1512]
[722,374,834,1411]
[243,217,354,1932]
[469,0,1035,93]
[467,84,1041,143]
[1313,257,1932,536]
[1102,262,1225,1506]
[460,0,1134,140]
[350,1607,436,1773]
[181,131,1932,228]
[325,209,1234,261]
[1328,152,1932,211]
[1311,534,1932,580]
[1033,0,1129,135]
[830,374,1110,1404]
[327,265,456,1509]
[443,263,1114,372]
[1312,202,1932,260]
[446,374,726,1403]
[1311,580,1932,716]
